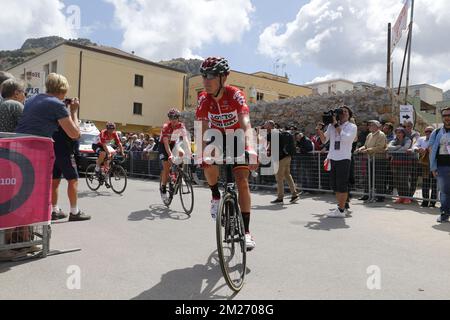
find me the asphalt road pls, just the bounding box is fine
[1,177,450,300]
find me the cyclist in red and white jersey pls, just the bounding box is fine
[92,122,124,174]
[159,108,188,200]
[195,56,258,251]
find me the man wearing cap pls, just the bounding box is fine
[265,120,300,204]
[356,120,387,202]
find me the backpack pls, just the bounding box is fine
[280,131,296,157]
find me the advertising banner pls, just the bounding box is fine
[0,136,54,230]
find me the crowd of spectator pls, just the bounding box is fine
[121,132,160,160]
[244,107,446,220]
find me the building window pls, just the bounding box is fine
[135,75,144,87]
[415,89,420,97]
[257,92,264,101]
[43,64,50,76]
[51,60,57,73]
[133,103,143,115]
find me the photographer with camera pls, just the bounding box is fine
[51,98,90,222]
[15,73,90,222]
[317,106,357,218]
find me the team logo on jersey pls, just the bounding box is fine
[208,111,238,128]
[197,95,207,109]
[233,90,246,106]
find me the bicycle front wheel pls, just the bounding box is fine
[179,172,194,215]
[216,193,247,292]
[85,164,101,191]
[159,174,173,207]
[109,165,127,194]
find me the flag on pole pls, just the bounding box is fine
[392,0,410,52]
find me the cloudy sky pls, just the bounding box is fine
[1,0,449,91]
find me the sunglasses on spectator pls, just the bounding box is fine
[443,113,450,118]
[201,73,219,80]
[425,130,432,133]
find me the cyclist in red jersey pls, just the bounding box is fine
[92,122,124,174]
[195,57,258,251]
[159,108,188,200]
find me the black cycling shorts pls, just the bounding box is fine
[159,142,175,161]
[205,135,249,170]
[92,143,106,155]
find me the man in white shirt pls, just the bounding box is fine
[317,106,358,217]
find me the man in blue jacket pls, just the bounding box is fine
[429,107,450,223]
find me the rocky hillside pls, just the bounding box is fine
[0,36,96,70]
[159,58,202,77]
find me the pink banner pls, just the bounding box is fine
[0,136,54,229]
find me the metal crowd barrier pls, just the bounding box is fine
[371,151,438,203]
[125,151,440,204]
[1,133,81,262]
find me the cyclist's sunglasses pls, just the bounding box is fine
[201,73,219,80]
[168,115,180,120]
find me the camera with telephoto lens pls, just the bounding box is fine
[322,108,344,126]
[64,98,73,105]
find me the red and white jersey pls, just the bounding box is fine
[94,129,121,146]
[195,86,250,132]
[160,121,186,142]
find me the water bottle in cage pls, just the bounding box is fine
[251,171,259,178]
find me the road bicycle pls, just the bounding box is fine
[216,158,248,292]
[159,161,194,215]
[85,153,128,194]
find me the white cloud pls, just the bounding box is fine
[258,0,450,90]
[434,79,450,92]
[0,0,77,50]
[105,0,254,61]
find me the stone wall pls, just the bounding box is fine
[181,87,431,135]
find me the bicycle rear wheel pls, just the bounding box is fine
[85,164,101,191]
[109,165,127,194]
[216,193,247,292]
[179,172,194,215]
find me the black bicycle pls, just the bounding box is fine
[160,163,194,215]
[85,153,128,194]
[216,161,247,292]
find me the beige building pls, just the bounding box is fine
[306,79,354,95]
[8,42,186,134]
[187,70,311,108]
[397,84,443,106]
